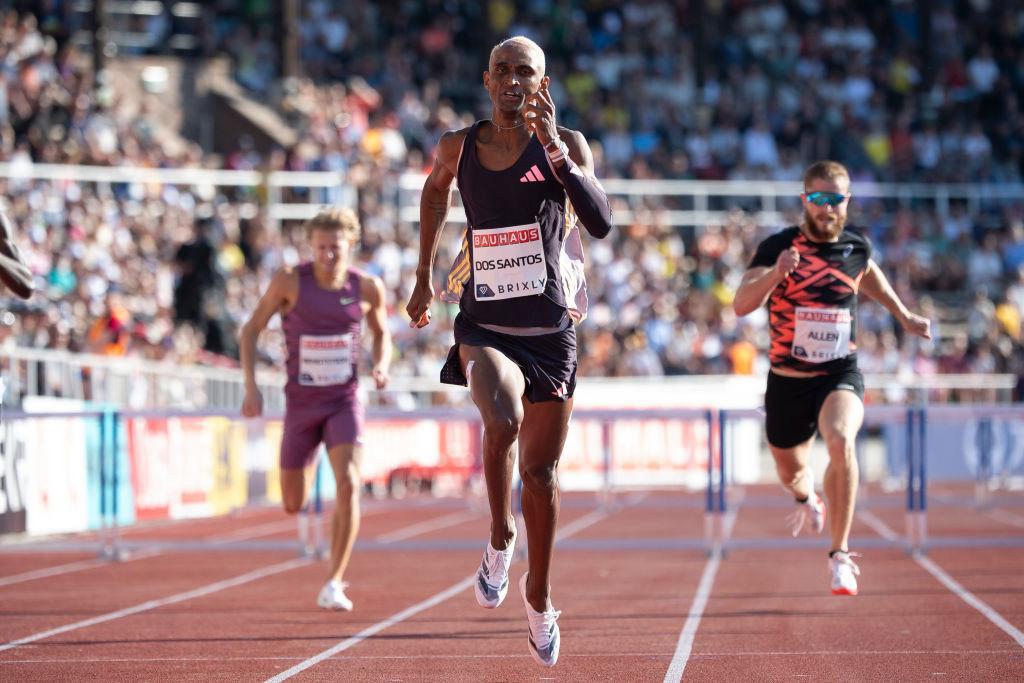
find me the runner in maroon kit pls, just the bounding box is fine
[240,208,391,611]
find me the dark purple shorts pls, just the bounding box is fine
[280,398,364,470]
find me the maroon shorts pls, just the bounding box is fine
[280,398,364,470]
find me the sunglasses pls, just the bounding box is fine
[805,191,849,207]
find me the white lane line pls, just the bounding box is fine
[0,557,311,654]
[4,648,1022,665]
[662,506,739,683]
[374,510,481,543]
[264,576,477,683]
[0,515,310,589]
[857,511,1024,649]
[915,555,1024,648]
[986,509,1024,529]
[856,509,901,542]
[0,558,116,589]
[265,505,613,682]
[0,549,167,589]
[207,519,301,543]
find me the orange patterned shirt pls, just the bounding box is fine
[748,226,871,374]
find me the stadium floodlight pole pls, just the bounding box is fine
[92,0,110,88]
[279,0,301,79]
[692,0,706,88]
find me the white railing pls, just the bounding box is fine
[2,162,1020,231]
[396,173,1024,228]
[1,346,1017,411]
[2,346,285,411]
[0,162,350,229]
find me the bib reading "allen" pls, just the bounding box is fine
[791,307,852,364]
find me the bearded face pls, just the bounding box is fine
[802,205,846,241]
[801,179,851,242]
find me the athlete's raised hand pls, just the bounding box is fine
[524,80,557,147]
[775,247,800,280]
[406,279,434,329]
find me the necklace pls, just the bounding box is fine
[490,118,526,131]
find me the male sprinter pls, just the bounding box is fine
[241,208,391,611]
[406,36,612,666]
[734,160,930,594]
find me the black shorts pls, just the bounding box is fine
[764,369,865,449]
[440,313,577,404]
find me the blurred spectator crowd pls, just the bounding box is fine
[0,1,1022,403]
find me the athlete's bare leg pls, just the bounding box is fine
[769,439,816,502]
[325,443,362,582]
[460,344,525,552]
[818,390,864,552]
[280,457,319,514]
[518,396,572,613]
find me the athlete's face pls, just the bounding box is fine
[309,228,352,272]
[801,176,851,242]
[484,44,548,114]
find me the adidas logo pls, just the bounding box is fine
[519,164,546,183]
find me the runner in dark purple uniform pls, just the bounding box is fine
[406,36,612,667]
[241,208,391,612]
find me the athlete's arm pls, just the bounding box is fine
[859,259,932,339]
[239,269,296,417]
[733,247,800,316]
[0,209,34,300]
[362,274,392,390]
[554,129,613,239]
[526,84,611,239]
[406,130,463,329]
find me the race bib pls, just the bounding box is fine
[298,334,353,386]
[791,307,852,364]
[472,222,547,301]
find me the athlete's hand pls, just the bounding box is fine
[525,81,557,147]
[372,364,390,390]
[775,247,800,281]
[900,310,932,340]
[406,279,434,329]
[241,386,263,418]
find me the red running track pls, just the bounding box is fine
[0,490,1021,681]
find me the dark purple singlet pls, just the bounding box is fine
[279,264,364,467]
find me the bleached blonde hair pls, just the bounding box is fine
[305,207,360,241]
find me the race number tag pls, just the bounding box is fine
[472,222,547,301]
[298,334,353,386]
[792,307,852,364]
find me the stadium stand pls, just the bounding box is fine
[0,1,1021,405]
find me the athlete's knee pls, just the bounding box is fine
[336,465,360,499]
[281,496,305,515]
[777,463,808,489]
[824,432,857,461]
[482,413,521,448]
[771,449,801,477]
[521,460,558,492]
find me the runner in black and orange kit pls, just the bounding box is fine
[734,160,930,595]
[405,36,611,667]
